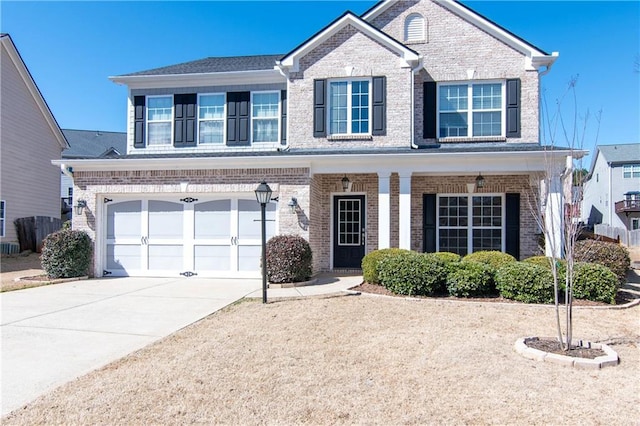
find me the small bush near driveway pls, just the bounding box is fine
[40,229,92,278]
[266,235,312,283]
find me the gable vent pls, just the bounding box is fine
[405,13,425,42]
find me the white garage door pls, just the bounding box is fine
[103,196,276,277]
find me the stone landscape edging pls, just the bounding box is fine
[514,337,620,369]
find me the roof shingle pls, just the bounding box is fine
[120,54,283,77]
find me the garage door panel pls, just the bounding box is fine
[194,245,230,271]
[238,245,261,272]
[107,201,141,240]
[148,201,184,239]
[237,199,276,240]
[106,244,141,272]
[148,245,183,270]
[194,200,231,239]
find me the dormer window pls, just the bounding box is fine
[198,94,225,144]
[405,13,425,42]
[146,96,172,145]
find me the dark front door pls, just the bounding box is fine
[333,195,366,268]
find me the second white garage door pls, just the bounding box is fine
[103,195,277,278]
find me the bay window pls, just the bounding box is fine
[251,91,279,143]
[147,96,172,145]
[198,94,225,144]
[329,79,370,135]
[439,82,503,138]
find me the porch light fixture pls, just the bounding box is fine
[74,200,87,216]
[475,173,485,189]
[341,176,350,192]
[287,197,298,213]
[254,181,273,304]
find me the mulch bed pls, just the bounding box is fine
[524,337,606,359]
[352,282,638,307]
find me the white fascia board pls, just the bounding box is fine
[109,69,285,89]
[279,13,420,72]
[1,36,69,150]
[361,0,395,21]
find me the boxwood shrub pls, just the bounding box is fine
[266,235,312,283]
[523,256,567,288]
[574,240,630,283]
[573,262,619,304]
[378,251,446,296]
[463,251,516,270]
[446,261,495,297]
[495,262,555,304]
[41,229,92,278]
[361,248,410,285]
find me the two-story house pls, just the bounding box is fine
[582,143,640,243]
[57,0,576,278]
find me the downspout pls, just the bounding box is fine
[275,62,291,151]
[410,58,423,149]
[536,52,558,144]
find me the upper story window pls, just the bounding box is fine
[198,94,225,144]
[405,13,425,42]
[0,200,5,237]
[439,82,503,138]
[147,96,172,145]
[622,164,640,178]
[329,79,370,135]
[251,91,279,143]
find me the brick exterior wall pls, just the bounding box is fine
[370,0,541,144]
[287,25,413,150]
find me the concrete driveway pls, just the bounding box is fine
[1,277,260,416]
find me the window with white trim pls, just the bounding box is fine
[198,94,225,144]
[438,195,504,256]
[329,79,370,135]
[405,13,425,42]
[439,82,504,138]
[251,91,279,143]
[622,164,640,179]
[0,200,5,237]
[147,96,172,145]
[631,218,639,231]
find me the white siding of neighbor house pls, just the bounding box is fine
[0,44,64,243]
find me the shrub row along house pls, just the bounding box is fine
[57,0,578,279]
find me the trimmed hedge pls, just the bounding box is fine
[362,248,410,285]
[378,251,446,296]
[523,256,567,288]
[41,229,92,278]
[573,262,619,304]
[446,261,495,297]
[266,235,312,283]
[495,262,555,304]
[463,251,516,270]
[574,240,630,283]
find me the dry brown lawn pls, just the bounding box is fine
[3,294,639,425]
[0,253,45,292]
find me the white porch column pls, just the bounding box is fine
[377,171,391,249]
[543,172,564,258]
[399,171,412,250]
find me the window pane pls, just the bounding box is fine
[252,92,279,118]
[330,82,348,134]
[199,94,224,119]
[148,122,171,145]
[472,111,501,136]
[440,112,468,137]
[351,81,369,134]
[199,121,224,144]
[439,85,468,111]
[253,118,278,142]
[472,84,502,110]
[148,97,172,121]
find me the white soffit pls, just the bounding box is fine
[109,69,285,89]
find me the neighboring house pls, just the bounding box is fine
[0,34,68,248]
[60,129,127,220]
[57,0,578,279]
[582,143,640,237]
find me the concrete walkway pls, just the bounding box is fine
[1,274,361,416]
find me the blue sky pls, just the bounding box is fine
[1,1,638,157]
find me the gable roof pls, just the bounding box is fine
[597,144,640,164]
[0,34,68,150]
[118,54,283,77]
[278,11,421,73]
[62,129,127,159]
[362,0,557,70]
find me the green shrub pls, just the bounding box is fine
[266,235,312,283]
[446,261,495,297]
[378,251,446,296]
[523,256,567,288]
[495,262,555,304]
[463,251,517,270]
[433,251,461,264]
[572,262,619,304]
[41,229,92,278]
[574,240,630,283]
[361,248,410,285]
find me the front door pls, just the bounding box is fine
[333,195,365,268]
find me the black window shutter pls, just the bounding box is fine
[372,76,386,136]
[133,96,146,148]
[226,92,250,146]
[281,90,287,145]
[505,193,520,259]
[423,194,437,253]
[174,94,197,147]
[313,79,326,137]
[423,82,437,139]
[506,79,521,138]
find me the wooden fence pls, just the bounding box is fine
[594,224,640,247]
[13,216,63,253]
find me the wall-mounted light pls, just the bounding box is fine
[341,176,350,192]
[74,200,87,216]
[475,173,485,189]
[287,197,298,213]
